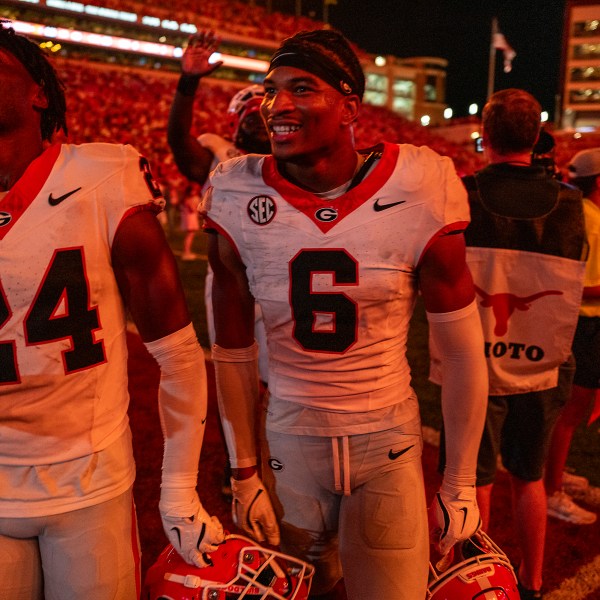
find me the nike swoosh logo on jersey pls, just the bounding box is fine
[388,444,415,460]
[48,187,82,206]
[374,198,406,212]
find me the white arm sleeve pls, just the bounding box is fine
[144,323,207,512]
[212,342,260,469]
[427,300,488,486]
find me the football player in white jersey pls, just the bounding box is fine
[203,29,489,599]
[0,22,223,598]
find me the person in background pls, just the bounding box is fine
[0,21,223,598]
[180,183,202,261]
[544,147,600,525]
[204,28,488,599]
[530,128,561,180]
[435,89,586,600]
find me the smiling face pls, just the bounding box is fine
[260,66,358,165]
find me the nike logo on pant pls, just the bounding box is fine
[388,444,415,460]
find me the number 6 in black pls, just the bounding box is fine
[290,249,358,353]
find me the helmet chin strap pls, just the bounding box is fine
[164,572,203,588]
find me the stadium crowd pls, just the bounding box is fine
[86,0,352,51]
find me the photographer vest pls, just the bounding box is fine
[463,163,586,394]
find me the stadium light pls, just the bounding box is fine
[11,20,269,72]
[469,103,478,115]
[443,107,453,119]
[420,115,431,126]
[541,111,549,122]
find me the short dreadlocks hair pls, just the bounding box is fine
[268,29,365,100]
[0,20,67,140]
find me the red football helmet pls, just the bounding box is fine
[227,85,265,141]
[427,530,519,600]
[143,534,314,600]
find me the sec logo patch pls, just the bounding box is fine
[248,195,276,225]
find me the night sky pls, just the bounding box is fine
[326,0,567,118]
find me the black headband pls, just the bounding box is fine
[267,46,356,96]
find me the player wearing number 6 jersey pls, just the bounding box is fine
[203,29,488,600]
[0,21,223,598]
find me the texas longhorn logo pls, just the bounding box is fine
[474,285,563,336]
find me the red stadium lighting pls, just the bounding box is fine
[11,20,269,73]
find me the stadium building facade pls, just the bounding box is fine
[562,0,600,128]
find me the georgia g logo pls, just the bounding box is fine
[248,195,276,225]
[0,212,12,227]
[315,207,338,222]
[268,457,284,471]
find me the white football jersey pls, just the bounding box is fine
[203,142,469,413]
[0,142,164,466]
[197,133,242,193]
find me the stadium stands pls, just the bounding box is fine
[39,0,598,189]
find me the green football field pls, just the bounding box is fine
[167,224,600,487]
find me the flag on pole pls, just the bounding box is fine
[493,28,516,73]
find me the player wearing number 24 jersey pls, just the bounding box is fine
[0,23,223,598]
[0,143,162,472]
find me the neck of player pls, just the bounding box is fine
[278,146,364,194]
[0,130,45,192]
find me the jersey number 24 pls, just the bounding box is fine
[0,248,106,384]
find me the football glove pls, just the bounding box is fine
[231,473,280,546]
[429,480,481,556]
[160,492,224,567]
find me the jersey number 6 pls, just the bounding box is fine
[290,249,358,353]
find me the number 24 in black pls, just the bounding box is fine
[0,248,106,384]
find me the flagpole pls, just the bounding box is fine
[487,17,498,99]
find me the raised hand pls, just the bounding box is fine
[181,30,223,78]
